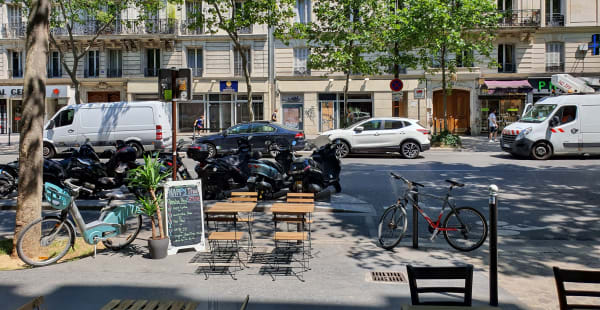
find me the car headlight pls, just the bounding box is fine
[515,127,532,140]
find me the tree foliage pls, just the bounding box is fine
[198,0,296,121]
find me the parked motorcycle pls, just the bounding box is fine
[0,157,67,198]
[246,138,296,200]
[195,137,252,200]
[155,139,193,180]
[289,139,342,196]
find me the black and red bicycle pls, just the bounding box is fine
[378,173,488,252]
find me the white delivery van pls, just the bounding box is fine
[43,101,172,158]
[501,94,600,159]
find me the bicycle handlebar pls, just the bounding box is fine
[390,172,425,188]
[64,178,93,197]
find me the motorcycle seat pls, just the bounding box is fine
[98,177,117,186]
[105,191,126,200]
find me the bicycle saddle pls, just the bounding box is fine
[445,179,465,187]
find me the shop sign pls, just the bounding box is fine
[528,78,560,94]
[281,94,303,103]
[220,81,238,93]
[414,88,425,99]
[0,85,70,98]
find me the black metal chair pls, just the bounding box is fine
[406,264,473,306]
[553,266,600,310]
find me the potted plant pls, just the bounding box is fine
[128,154,170,259]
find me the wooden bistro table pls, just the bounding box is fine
[205,202,257,249]
[271,203,314,238]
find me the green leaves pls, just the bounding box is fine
[127,154,170,193]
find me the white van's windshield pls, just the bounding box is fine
[520,104,557,123]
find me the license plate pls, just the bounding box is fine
[295,181,302,187]
[248,176,256,183]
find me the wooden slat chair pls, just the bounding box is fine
[283,193,314,249]
[229,192,258,252]
[206,230,245,280]
[406,264,474,306]
[553,266,600,310]
[273,231,309,281]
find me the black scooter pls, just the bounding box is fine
[155,140,193,180]
[196,138,252,200]
[0,157,67,198]
[246,139,295,200]
[289,140,342,197]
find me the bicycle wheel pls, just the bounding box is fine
[102,214,143,251]
[378,204,407,250]
[17,216,74,267]
[443,207,488,252]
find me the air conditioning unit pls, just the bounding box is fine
[578,44,589,51]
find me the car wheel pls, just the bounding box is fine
[43,142,55,159]
[531,142,552,160]
[206,143,217,158]
[334,141,350,158]
[127,141,144,158]
[268,143,279,158]
[401,141,420,159]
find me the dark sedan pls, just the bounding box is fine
[194,121,306,157]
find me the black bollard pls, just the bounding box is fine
[489,184,499,306]
[412,187,419,249]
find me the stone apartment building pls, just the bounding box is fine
[0,0,598,136]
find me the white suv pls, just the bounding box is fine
[320,117,430,159]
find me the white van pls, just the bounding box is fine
[43,101,172,158]
[501,94,600,159]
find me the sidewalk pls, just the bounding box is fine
[429,135,503,153]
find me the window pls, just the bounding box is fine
[234,2,252,33]
[11,51,23,78]
[108,50,122,78]
[497,0,512,10]
[384,120,404,130]
[48,51,61,78]
[457,50,473,67]
[184,0,203,34]
[54,109,74,127]
[187,48,203,77]
[252,124,276,133]
[237,95,264,122]
[498,44,515,73]
[86,50,100,78]
[146,49,160,77]
[234,48,252,76]
[295,0,311,24]
[227,123,251,134]
[360,120,382,131]
[546,0,564,26]
[554,105,577,125]
[7,5,22,26]
[145,8,159,33]
[293,48,309,75]
[546,42,564,72]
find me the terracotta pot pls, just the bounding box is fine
[148,237,169,259]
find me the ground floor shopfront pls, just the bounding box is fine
[0,85,74,134]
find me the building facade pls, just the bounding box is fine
[0,0,598,136]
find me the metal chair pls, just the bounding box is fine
[553,266,600,310]
[406,264,474,306]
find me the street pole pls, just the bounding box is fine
[412,187,419,249]
[171,70,177,181]
[489,184,499,306]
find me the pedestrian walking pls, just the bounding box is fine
[488,109,498,143]
[271,109,278,122]
[193,115,204,140]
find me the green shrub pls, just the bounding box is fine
[431,130,461,147]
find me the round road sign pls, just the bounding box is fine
[390,79,404,92]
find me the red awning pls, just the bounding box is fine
[484,80,532,89]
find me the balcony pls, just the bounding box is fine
[9,69,23,78]
[546,64,564,73]
[47,70,62,78]
[497,9,541,28]
[191,67,203,77]
[2,22,25,38]
[546,13,565,27]
[84,69,100,78]
[107,69,122,78]
[180,19,203,35]
[48,19,177,37]
[145,68,159,77]
[238,25,252,34]
[293,66,311,76]
[498,64,516,73]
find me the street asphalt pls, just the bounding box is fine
[1,134,599,309]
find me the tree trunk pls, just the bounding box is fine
[11,0,50,258]
[150,189,165,239]
[73,80,82,105]
[441,45,448,131]
[150,216,157,240]
[241,48,254,121]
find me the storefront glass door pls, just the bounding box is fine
[11,99,22,133]
[208,94,233,132]
[179,95,205,132]
[0,100,6,134]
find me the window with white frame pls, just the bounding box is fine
[293,48,310,75]
[187,48,203,77]
[295,0,311,24]
[498,44,515,73]
[184,0,203,34]
[86,50,100,78]
[48,51,62,78]
[8,5,22,26]
[146,49,160,77]
[11,51,23,78]
[234,47,252,76]
[546,42,564,72]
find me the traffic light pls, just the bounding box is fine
[158,68,192,102]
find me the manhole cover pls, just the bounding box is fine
[370,271,406,283]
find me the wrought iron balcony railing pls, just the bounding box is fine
[498,63,516,73]
[84,69,100,78]
[145,68,159,77]
[180,19,204,35]
[546,13,565,27]
[497,9,541,27]
[9,69,23,78]
[293,66,311,76]
[107,69,123,78]
[191,67,203,77]
[546,64,564,73]
[2,22,25,38]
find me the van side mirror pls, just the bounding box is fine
[354,126,364,133]
[550,116,560,127]
[47,119,55,129]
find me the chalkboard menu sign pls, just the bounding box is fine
[163,180,205,255]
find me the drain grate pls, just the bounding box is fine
[371,271,406,283]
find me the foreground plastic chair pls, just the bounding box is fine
[406,264,473,306]
[553,266,600,310]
